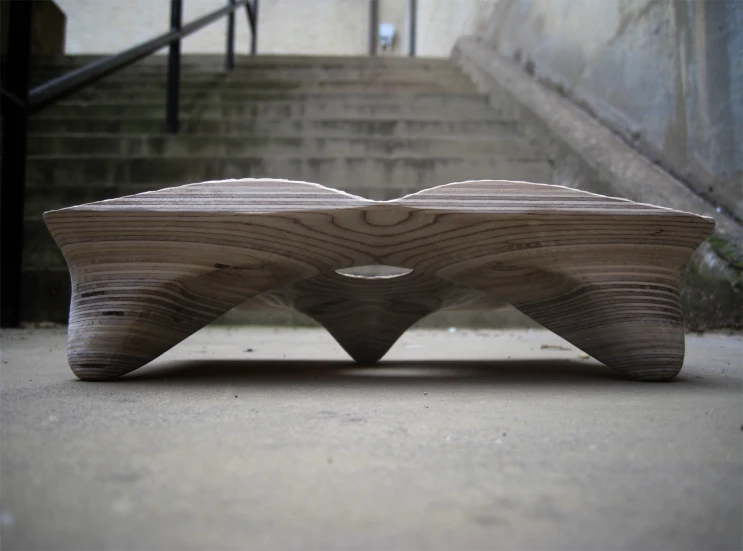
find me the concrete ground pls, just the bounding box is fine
[1,326,741,550]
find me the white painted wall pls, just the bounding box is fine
[55,0,499,57]
[258,0,368,55]
[55,0,254,55]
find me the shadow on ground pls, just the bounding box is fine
[110,358,671,387]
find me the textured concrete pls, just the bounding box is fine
[1,327,741,550]
[483,0,743,221]
[453,36,743,330]
[23,54,551,324]
[27,134,537,158]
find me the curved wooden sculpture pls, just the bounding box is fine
[44,179,714,381]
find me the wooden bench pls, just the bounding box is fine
[44,179,714,381]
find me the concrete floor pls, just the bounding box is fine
[1,326,741,550]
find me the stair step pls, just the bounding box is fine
[18,268,70,323]
[23,220,67,269]
[28,117,519,136]
[28,134,538,157]
[49,88,490,105]
[52,91,493,106]
[32,68,475,83]
[49,88,510,106]
[41,81,476,95]
[26,164,560,257]
[21,155,547,266]
[24,158,552,217]
[32,63,468,74]
[37,102,502,120]
[17,53,559,323]
[30,54,457,71]
[26,156,552,188]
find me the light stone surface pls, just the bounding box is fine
[54,0,498,57]
[1,326,741,550]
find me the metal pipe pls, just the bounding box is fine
[250,0,259,55]
[226,0,236,70]
[409,0,417,57]
[369,0,378,56]
[245,1,255,34]
[166,0,183,134]
[0,0,33,327]
[0,0,252,327]
[28,0,251,113]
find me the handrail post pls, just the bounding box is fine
[0,0,33,328]
[369,0,378,56]
[225,0,235,71]
[166,0,182,133]
[0,0,253,326]
[409,0,417,57]
[251,0,259,55]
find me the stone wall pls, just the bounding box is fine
[483,0,742,221]
[54,0,498,57]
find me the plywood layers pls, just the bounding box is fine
[44,179,714,381]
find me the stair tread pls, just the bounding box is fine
[27,119,521,137]
[35,114,508,121]
[27,132,524,140]
[19,53,559,322]
[50,93,492,102]
[28,153,547,159]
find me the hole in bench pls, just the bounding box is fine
[335,265,413,279]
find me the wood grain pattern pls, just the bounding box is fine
[43,179,714,381]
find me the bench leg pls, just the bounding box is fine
[447,252,688,381]
[66,265,311,380]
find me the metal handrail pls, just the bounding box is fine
[409,0,417,57]
[14,1,256,114]
[0,0,258,327]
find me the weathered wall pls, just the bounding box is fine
[484,0,742,220]
[53,0,497,57]
[418,0,497,57]
[453,36,743,328]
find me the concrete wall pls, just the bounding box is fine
[55,0,256,56]
[54,0,497,57]
[484,0,743,220]
[418,0,497,57]
[259,0,368,55]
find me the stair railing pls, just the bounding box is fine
[0,0,259,327]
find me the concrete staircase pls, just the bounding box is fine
[23,54,552,322]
